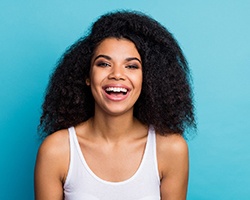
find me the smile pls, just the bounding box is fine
[103,85,130,101]
[105,87,128,95]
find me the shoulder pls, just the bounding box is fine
[156,133,188,156]
[38,129,69,157]
[36,129,70,181]
[156,133,189,179]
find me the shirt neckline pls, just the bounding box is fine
[71,125,152,185]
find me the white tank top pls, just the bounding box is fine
[64,125,160,200]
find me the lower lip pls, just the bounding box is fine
[104,91,129,101]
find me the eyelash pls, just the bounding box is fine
[126,65,139,69]
[95,62,140,69]
[96,62,111,67]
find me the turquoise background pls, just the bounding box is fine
[1,0,249,199]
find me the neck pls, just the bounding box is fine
[89,110,141,142]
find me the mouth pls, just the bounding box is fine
[104,87,128,95]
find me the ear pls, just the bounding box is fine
[86,78,90,86]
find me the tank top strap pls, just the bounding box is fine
[64,126,78,188]
[144,125,160,183]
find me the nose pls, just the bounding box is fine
[108,65,125,80]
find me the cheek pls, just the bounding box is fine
[89,70,106,96]
[89,70,103,85]
[133,73,143,88]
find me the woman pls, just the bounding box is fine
[35,10,196,200]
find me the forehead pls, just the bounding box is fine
[93,37,141,59]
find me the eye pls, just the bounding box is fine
[96,62,111,67]
[125,65,139,69]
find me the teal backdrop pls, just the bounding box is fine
[1,0,249,199]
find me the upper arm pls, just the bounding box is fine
[34,131,69,200]
[157,134,189,200]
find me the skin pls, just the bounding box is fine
[35,38,189,200]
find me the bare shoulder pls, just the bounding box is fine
[156,133,189,199]
[36,129,70,181]
[156,133,188,156]
[37,129,69,158]
[156,133,189,178]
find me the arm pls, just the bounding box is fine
[34,130,69,200]
[157,134,189,200]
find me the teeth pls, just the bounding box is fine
[105,87,128,93]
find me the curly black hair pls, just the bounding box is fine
[39,10,196,137]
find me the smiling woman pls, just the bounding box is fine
[35,10,196,200]
[89,38,143,115]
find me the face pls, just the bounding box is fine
[88,37,143,116]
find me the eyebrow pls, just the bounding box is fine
[93,54,142,64]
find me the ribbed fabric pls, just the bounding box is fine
[64,125,160,200]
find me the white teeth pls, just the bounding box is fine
[105,87,128,93]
